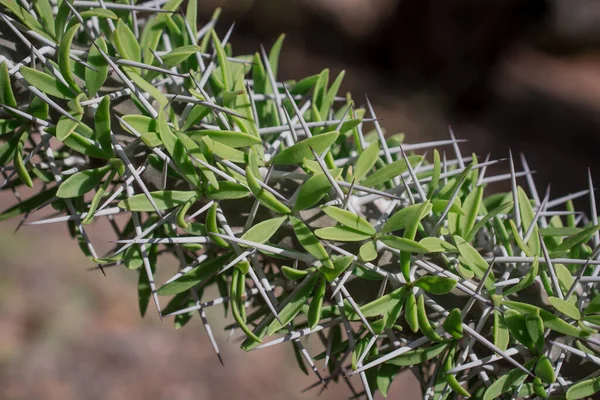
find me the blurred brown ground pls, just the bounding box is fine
[3,0,600,398]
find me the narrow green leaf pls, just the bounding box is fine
[19,66,73,99]
[353,140,380,181]
[157,252,232,295]
[360,287,406,318]
[504,257,539,296]
[206,181,250,200]
[414,276,457,295]
[454,235,495,290]
[321,206,375,235]
[308,278,326,329]
[162,45,201,67]
[321,255,353,282]
[361,155,423,187]
[290,216,333,269]
[57,165,110,198]
[246,167,290,214]
[86,37,109,97]
[187,129,261,148]
[118,190,198,211]
[0,62,17,108]
[267,273,320,335]
[380,202,432,234]
[443,308,463,339]
[293,170,342,211]
[548,296,581,320]
[380,235,430,253]
[58,23,81,91]
[386,343,448,367]
[566,377,600,400]
[535,355,555,384]
[114,19,140,63]
[315,226,372,242]
[272,131,340,165]
[240,216,287,244]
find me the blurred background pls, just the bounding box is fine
[2,0,600,398]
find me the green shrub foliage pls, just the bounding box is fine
[1,1,600,398]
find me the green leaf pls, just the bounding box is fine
[281,266,313,281]
[199,137,246,163]
[231,267,262,342]
[525,312,545,353]
[454,235,495,290]
[114,19,140,63]
[272,131,339,165]
[290,216,333,269]
[57,165,111,198]
[127,70,168,107]
[33,0,54,35]
[58,23,81,91]
[566,377,600,400]
[157,109,201,187]
[414,276,457,295]
[360,287,406,318]
[504,256,538,296]
[86,37,109,98]
[206,181,250,200]
[431,199,466,215]
[405,292,419,333]
[187,129,261,148]
[535,355,555,384]
[555,224,600,252]
[419,237,457,253]
[359,240,378,262]
[0,62,17,108]
[240,216,287,244]
[19,66,73,99]
[465,201,513,242]
[518,186,540,255]
[118,190,198,211]
[417,294,444,342]
[483,364,531,400]
[13,130,32,187]
[321,206,375,235]
[459,186,483,236]
[246,167,291,214]
[94,96,112,154]
[315,226,372,242]
[585,294,600,315]
[353,140,380,181]
[267,273,320,335]
[427,149,441,198]
[157,253,232,295]
[162,45,201,67]
[361,155,423,187]
[380,235,430,253]
[321,255,353,282]
[548,296,581,320]
[0,0,51,41]
[80,8,118,19]
[376,364,400,398]
[380,202,432,234]
[503,300,588,338]
[443,309,463,339]
[308,278,326,329]
[293,170,342,211]
[540,227,583,237]
[504,309,536,350]
[493,310,509,351]
[211,30,230,91]
[56,113,82,142]
[386,343,448,367]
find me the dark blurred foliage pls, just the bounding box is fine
[198,0,600,206]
